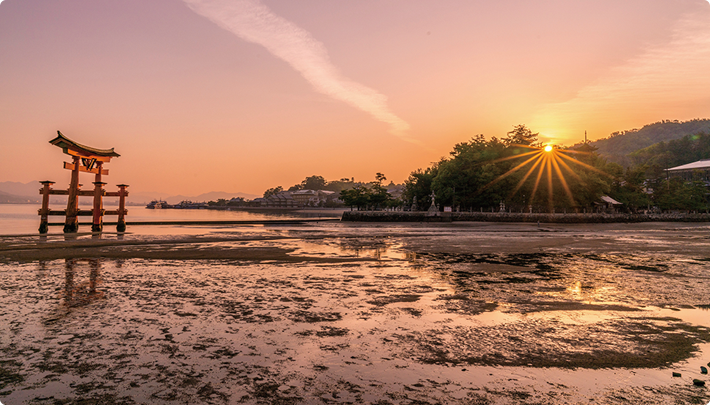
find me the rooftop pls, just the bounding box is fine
[49,131,120,158]
[667,159,710,171]
[600,195,622,205]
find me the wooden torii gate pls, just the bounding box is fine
[38,131,129,233]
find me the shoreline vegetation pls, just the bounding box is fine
[342,210,710,223]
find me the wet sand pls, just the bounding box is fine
[1,222,709,404]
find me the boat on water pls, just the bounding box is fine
[146,200,171,209]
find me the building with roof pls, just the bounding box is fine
[666,159,710,182]
[255,192,297,208]
[386,184,404,200]
[291,189,339,207]
[255,189,342,208]
[594,195,623,213]
[291,189,317,206]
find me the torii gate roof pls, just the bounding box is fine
[50,131,120,160]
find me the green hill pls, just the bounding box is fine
[628,132,710,170]
[585,119,710,166]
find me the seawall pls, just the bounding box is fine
[341,211,710,223]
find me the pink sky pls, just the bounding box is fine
[1,0,710,196]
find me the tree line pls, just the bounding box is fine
[260,174,401,210]
[586,119,710,167]
[403,125,710,213]
[256,123,710,213]
[604,131,710,211]
[263,175,360,199]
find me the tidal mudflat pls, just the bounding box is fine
[1,222,709,404]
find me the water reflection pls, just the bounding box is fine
[37,260,49,276]
[63,233,79,243]
[62,258,104,308]
[323,238,417,262]
[355,244,389,260]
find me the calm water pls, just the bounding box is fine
[0,204,344,235]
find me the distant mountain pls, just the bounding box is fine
[0,190,39,204]
[583,119,710,166]
[0,181,259,205]
[0,181,41,198]
[0,182,41,204]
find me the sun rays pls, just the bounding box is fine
[478,144,611,212]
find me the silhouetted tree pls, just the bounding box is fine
[301,175,327,190]
[339,174,392,210]
[504,124,540,147]
[340,185,370,210]
[263,186,283,198]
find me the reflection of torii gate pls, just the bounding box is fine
[63,258,104,307]
[38,131,129,233]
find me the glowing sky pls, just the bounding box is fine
[1,0,709,196]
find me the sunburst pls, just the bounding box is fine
[478,144,612,212]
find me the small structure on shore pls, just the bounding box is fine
[38,131,128,233]
[596,195,622,213]
[427,191,439,216]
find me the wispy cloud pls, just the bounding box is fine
[530,8,710,142]
[183,0,411,139]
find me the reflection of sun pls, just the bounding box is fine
[479,143,609,211]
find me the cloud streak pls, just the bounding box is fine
[183,0,410,138]
[530,8,710,142]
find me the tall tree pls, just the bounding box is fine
[301,175,328,190]
[369,173,391,209]
[340,185,370,210]
[404,165,439,209]
[504,124,540,147]
[263,186,283,198]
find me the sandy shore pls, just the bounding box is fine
[1,222,709,404]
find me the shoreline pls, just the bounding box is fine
[342,210,710,223]
[43,217,341,227]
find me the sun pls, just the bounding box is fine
[476,143,613,212]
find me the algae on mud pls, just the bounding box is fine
[1,222,709,404]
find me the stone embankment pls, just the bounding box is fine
[341,211,710,223]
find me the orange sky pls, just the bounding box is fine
[1,0,710,197]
